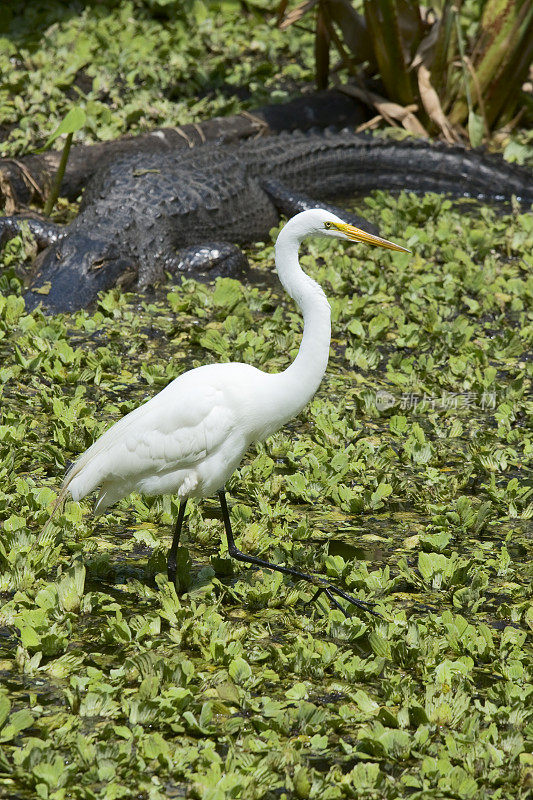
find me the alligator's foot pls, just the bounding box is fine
[0,214,64,249]
[261,179,379,235]
[170,242,249,279]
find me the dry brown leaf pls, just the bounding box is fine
[355,115,384,132]
[0,159,46,213]
[0,168,17,215]
[276,1,290,27]
[339,83,428,136]
[279,0,319,30]
[410,20,441,70]
[417,64,457,143]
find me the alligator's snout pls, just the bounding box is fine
[24,231,135,313]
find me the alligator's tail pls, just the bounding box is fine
[249,131,533,205]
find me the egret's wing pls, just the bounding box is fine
[64,377,235,501]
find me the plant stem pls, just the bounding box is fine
[44,132,73,216]
[453,4,473,117]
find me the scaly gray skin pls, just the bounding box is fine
[1,131,531,313]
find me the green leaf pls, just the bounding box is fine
[32,756,66,787]
[142,732,170,761]
[36,106,86,152]
[19,625,41,650]
[213,278,245,310]
[352,689,379,714]
[368,313,390,339]
[285,682,308,701]
[57,563,86,612]
[434,658,472,686]
[389,414,407,434]
[369,482,392,509]
[347,318,365,338]
[0,696,11,729]
[228,657,252,685]
[0,709,34,742]
[467,111,484,147]
[419,531,451,553]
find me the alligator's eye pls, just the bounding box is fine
[91,258,106,270]
[324,222,332,229]
[55,249,62,260]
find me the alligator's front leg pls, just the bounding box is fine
[173,242,249,278]
[261,179,379,236]
[137,242,249,287]
[0,215,64,249]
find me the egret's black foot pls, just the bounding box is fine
[308,583,382,618]
[216,487,380,619]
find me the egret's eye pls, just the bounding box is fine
[324,222,332,229]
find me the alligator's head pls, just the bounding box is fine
[24,230,136,313]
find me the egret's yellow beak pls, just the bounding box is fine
[332,222,410,253]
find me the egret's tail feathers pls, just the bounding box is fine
[38,486,69,542]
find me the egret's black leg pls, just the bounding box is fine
[167,499,187,584]
[217,489,381,618]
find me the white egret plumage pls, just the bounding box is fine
[43,209,409,615]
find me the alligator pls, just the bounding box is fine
[1,130,531,313]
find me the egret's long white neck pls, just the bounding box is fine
[271,221,332,424]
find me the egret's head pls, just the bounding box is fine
[321,217,410,253]
[285,208,410,253]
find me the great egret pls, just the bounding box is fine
[43,209,408,615]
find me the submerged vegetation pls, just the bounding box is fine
[0,2,532,799]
